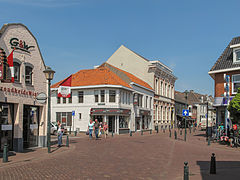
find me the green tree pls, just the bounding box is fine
[228,88,240,124]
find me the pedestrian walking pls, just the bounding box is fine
[88,119,95,139]
[103,122,108,139]
[94,119,100,139]
[57,121,63,147]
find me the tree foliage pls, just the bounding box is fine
[228,88,240,124]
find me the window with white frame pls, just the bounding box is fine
[94,90,99,103]
[109,90,116,102]
[56,112,72,126]
[25,66,33,85]
[13,62,20,82]
[232,74,240,94]
[100,90,105,102]
[233,49,240,63]
[145,96,148,108]
[155,78,158,94]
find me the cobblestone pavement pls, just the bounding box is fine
[1,129,240,180]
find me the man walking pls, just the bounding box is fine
[94,119,100,139]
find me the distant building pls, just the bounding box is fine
[51,63,154,134]
[209,36,240,127]
[175,90,215,127]
[106,45,177,129]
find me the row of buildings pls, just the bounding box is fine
[0,22,237,153]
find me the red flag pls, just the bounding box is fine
[58,75,72,98]
[7,49,14,83]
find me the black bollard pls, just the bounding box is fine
[169,130,171,137]
[175,130,177,140]
[157,126,159,133]
[150,129,152,134]
[3,144,8,163]
[180,129,182,135]
[112,131,114,137]
[141,130,143,135]
[163,128,165,133]
[130,131,132,136]
[66,135,69,147]
[74,130,77,136]
[210,153,216,174]
[184,162,189,180]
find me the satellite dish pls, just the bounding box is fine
[36,92,47,104]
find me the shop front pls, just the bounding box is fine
[0,103,14,151]
[135,110,152,131]
[90,108,131,134]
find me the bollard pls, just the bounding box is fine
[66,135,69,147]
[169,130,171,138]
[3,144,8,163]
[175,130,177,140]
[180,129,182,135]
[141,130,143,135]
[130,131,132,136]
[112,131,114,137]
[210,153,216,174]
[184,162,189,180]
[150,129,152,134]
[157,126,159,133]
[163,128,165,133]
[74,130,77,136]
[208,137,211,146]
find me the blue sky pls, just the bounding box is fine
[0,0,240,96]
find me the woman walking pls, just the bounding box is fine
[88,119,94,139]
[103,122,108,139]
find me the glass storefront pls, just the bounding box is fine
[119,116,129,128]
[0,103,14,151]
[23,105,39,148]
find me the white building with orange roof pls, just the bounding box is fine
[51,63,154,134]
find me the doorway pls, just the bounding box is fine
[23,105,39,149]
[108,116,115,133]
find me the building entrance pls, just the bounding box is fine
[0,103,14,151]
[23,105,39,149]
[108,116,115,133]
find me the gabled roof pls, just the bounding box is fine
[210,36,240,72]
[51,63,153,91]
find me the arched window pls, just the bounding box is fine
[25,66,33,85]
[13,62,21,82]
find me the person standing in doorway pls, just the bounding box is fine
[94,119,100,139]
[57,121,63,147]
[88,119,94,139]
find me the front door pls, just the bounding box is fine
[108,116,115,133]
[23,105,39,149]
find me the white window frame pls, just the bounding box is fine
[233,48,240,63]
[232,74,240,94]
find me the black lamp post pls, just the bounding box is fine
[43,66,55,153]
[184,90,189,141]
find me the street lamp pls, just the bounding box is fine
[184,90,189,141]
[43,66,55,153]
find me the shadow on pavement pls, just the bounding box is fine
[0,151,16,158]
[196,161,240,180]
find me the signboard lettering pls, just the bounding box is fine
[10,38,35,53]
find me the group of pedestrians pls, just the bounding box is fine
[87,119,108,140]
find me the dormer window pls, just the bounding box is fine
[230,44,240,63]
[236,50,240,61]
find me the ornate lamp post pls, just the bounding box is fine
[43,66,55,153]
[184,90,189,141]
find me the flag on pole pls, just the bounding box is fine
[7,49,14,83]
[58,75,72,98]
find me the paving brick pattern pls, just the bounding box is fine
[1,130,240,180]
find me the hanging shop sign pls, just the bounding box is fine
[36,92,47,104]
[9,38,35,53]
[0,86,38,97]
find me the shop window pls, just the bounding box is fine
[57,97,61,104]
[78,91,84,103]
[101,90,105,102]
[13,62,20,82]
[25,66,33,85]
[68,93,72,103]
[94,90,99,103]
[232,74,240,94]
[109,90,116,102]
[56,112,72,126]
[119,116,128,128]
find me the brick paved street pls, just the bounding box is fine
[1,130,240,180]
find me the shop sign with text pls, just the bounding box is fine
[9,38,35,53]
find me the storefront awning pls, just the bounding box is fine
[90,108,131,115]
